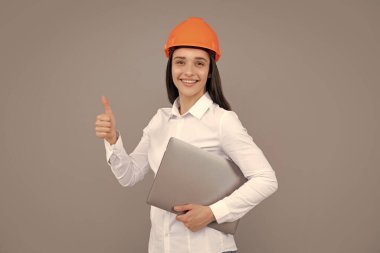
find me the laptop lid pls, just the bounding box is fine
[146,137,247,234]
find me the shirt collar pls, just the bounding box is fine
[170,92,214,120]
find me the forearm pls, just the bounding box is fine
[104,131,149,187]
[210,169,278,223]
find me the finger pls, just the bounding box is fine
[174,204,193,212]
[95,121,111,127]
[102,95,113,115]
[97,114,111,122]
[176,214,187,222]
[96,132,107,138]
[95,126,111,133]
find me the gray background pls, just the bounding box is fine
[0,1,379,252]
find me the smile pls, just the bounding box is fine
[180,79,199,86]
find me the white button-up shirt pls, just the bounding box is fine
[104,92,278,253]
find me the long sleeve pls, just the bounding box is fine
[209,111,278,224]
[104,127,151,187]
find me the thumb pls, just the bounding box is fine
[101,95,113,115]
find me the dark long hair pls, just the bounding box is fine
[165,46,231,111]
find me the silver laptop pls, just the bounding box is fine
[146,137,247,234]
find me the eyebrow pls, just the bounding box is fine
[173,56,209,62]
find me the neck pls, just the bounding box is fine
[178,92,206,115]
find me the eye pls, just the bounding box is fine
[175,60,185,65]
[195,61,205,67]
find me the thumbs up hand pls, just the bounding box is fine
[95,96,118,144]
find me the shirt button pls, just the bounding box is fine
[165,232,169,237]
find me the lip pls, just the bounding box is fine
[180,79,199,87]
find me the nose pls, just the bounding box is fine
[184,63,195,77]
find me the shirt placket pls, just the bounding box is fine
[175,115,185,139]
[164,115,185,252]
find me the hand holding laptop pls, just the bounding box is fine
[174,204,216,232]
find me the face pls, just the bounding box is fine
[172,47,210,102]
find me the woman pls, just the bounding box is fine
[95,17,278,253]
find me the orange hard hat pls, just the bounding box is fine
[164,17,221,61]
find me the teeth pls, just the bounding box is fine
[181,79,197,84]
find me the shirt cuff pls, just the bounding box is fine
[209,199,231,224]
[104,130,123,164]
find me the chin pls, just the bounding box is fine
[179,90,197,97]
[179,89,205,99]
